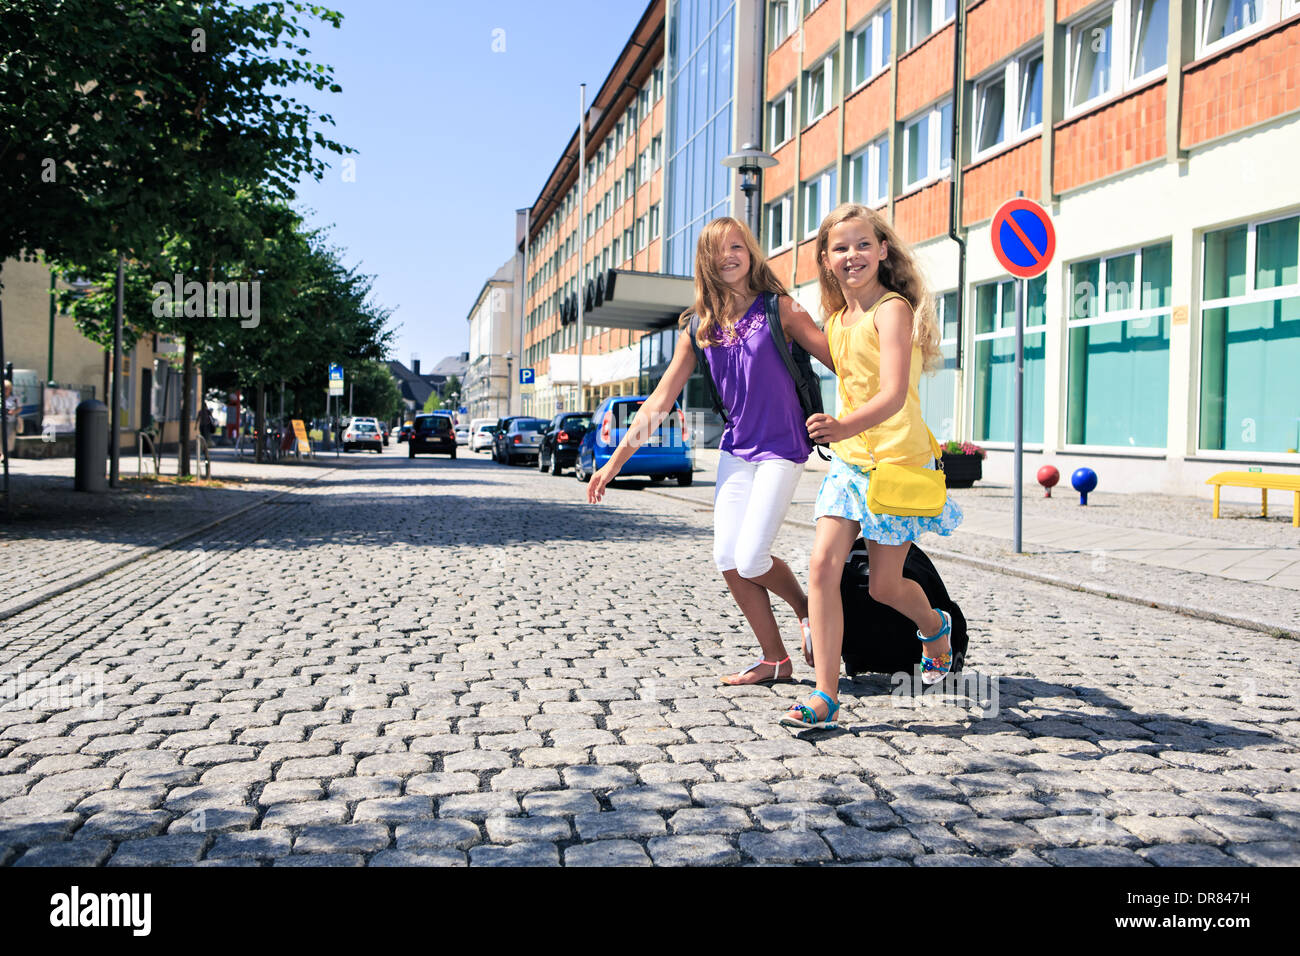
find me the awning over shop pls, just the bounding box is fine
[547,344,640,386]
[559,269,695,332]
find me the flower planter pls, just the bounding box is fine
[941,453,982,488]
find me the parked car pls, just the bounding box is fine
[491,415,529,463]
[498,417,547,465]
[575,396,692,485]
[454,423,470,445]
[470,421,496,452]
[343,420,383,453]
[408,413,457,458]
[538,412,592,476]
[397,422,414,443]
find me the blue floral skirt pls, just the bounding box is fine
[814,454,964,545]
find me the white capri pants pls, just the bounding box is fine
[713,450,806,579]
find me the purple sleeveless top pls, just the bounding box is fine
[704,296,810,464]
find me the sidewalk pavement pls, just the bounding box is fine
[0,449,342,622]
[656,449,1300,639]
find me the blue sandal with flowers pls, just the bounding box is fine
[917,608,953,685]
[779,689,841,730]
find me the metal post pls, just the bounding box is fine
[110,254,123,487]
[1013,276,1025,554]
[348,380,353,418]
[0,291,9,515]
[577,83,586,413]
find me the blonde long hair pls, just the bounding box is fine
[679,217,787,346]
[815,203,943,373]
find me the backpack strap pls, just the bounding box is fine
[764,292,831,459]
[688,313,728,424]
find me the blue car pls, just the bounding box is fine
[575,395,693,486]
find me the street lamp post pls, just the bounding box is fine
[721,143,779,239]
[504,351,514,416]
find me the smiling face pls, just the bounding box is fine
[715,226,752,291]
[822,217,888,293]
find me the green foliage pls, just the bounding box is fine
[347,361,402,422]
[421,390,441,413]
[444,374,462,405]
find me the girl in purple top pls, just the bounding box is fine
[588,217,833,685]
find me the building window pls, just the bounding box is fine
[1198,212,1300,453]
[1066,242,1173,447]
[901,99,952,190]
[801,51,837,127]
[769,0,793,49]
[765,192,794,253]
[653,64,664,101]
[638,147,651,184]
[850,5,891,88]
[848,137,888,206]
[615,119,625,151]
[649,203,661,239]
[801,167,837,239]
[768,89,793,150]
[613,181,623,208]
[905,0,956,50]
[637,84,651,120]
[622,228,633,261]
[973,47,1044,159]
[918,291,959,440]
[805,0,827,14]
[651,135,663,170]
[972,275,1047,444]
[1066,0,1169,115]
[636,215,648,251]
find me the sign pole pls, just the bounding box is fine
[1014,276,1025,554]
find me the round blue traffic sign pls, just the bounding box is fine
[991,199,1055,279]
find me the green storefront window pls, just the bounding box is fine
[919,342,958,440]
[1066,315,1170,447]
[1256,215,1299,291]
[1026,274,1047,327]
[975,283,998,334]
[1141,242,1172,308]
[1071,260,1100,319]
[1199,295,1300,452]
[1203,224,1248,300]
[973,331,1045,444]
[1106,253,1135,312]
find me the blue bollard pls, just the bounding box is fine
[1071,467,1098,505]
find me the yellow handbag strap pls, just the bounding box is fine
[831,295,941,471]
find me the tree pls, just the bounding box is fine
[348,362,402,424]
[444,374,462,408]
[422,391,442,413]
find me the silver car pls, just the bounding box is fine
[501,417,546,465]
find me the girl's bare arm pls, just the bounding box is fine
[778,295,833,369]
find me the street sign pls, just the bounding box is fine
[520,368,535,385]
[328,363,344,397]
[991,198,1055,279]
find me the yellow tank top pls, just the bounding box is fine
[826,290,934,469]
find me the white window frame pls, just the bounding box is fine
[801,166,837,239]
[1196,0,1289,57]
[1068,242,1173,331]
[768,88,794,150]
[765,192,794,253]
[1200,211,1300,312]
[904,0,956,51]
[901,99,952,191]
[770,0,793,50]
[635,215,648,252]
[1065,1,1171,118]
[649,203,661,239]
[802,51,836,127]
[972,46,1045,161]
[806,0,827,15]
[848,137,889,207]
[973,277,1048,359]
[850,5,891,90]
[651,135,663,170]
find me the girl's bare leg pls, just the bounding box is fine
[784,516,859,719]
[865,540,948,656]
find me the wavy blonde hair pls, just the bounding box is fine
[815,203,943,373]
[679,217,787,346]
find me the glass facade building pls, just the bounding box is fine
[664,0,736,277]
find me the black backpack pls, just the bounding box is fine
[839,539,968,677]
[688,292,829,455]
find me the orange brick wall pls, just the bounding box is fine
[795,238,823,286]
[893,178,951,244]
[769,248,794,285]
[846,0,878,29]
[962,135,1042,226]
[799,109,840,178]
[844,72,891,154]
[1057,0,1100,20]
[766,140,798,200]
[897,24,955,118]
[802,0,842,62]
[966,0,1043,77]
[1181,19,1300,148]
[1053,82,1165,194]
[767,32,800,100]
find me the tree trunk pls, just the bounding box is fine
[254,382,266,464]
[179,336,194,477]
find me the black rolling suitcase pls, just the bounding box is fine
[839,538,969,677]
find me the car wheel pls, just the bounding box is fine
[676,471,694,486]
[575,461,589,483]
[538,449,548,472]
[449,448,456,459]
[649,475,665,483]
[408,447,415,458]
[550,452,562,476]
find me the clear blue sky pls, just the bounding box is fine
[291,0,650,372]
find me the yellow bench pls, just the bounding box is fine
[1206,471,1300,527]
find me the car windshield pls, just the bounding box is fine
[352,423,377,433]
[513,419,546,433]
[477,425,494,433]
[561,416,591,430]
[416,416,451,432]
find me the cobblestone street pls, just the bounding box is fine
[2,452,1299,867]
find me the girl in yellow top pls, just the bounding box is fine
[781,203,963,730]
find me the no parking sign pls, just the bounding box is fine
[990,196,1055,554]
